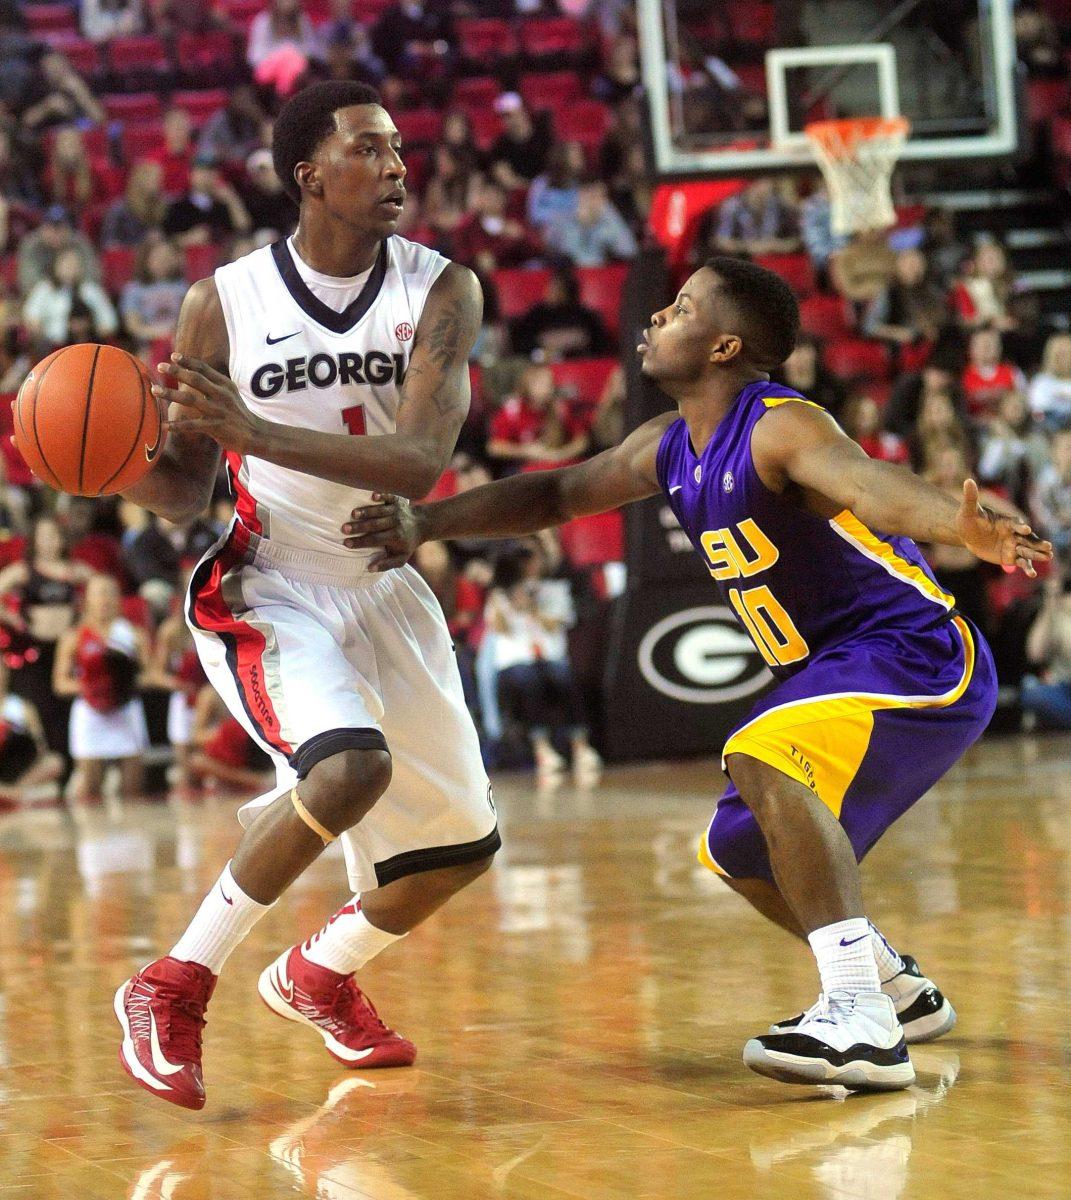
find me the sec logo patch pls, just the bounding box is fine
[395,322,414,341]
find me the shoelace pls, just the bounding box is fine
[809,991,855,1028]
[335,979,392,1040]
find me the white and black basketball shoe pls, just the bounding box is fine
[768,955,956,1045]
[744,991,915,1091]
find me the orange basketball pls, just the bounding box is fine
[13,343,164,497]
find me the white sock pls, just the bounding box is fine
[808,917,883,997]
[170,862,272,974]
[300,898,405,975]
[869,921,906,984]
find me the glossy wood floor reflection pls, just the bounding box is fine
[2,736,1071,1200]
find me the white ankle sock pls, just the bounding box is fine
[869,921,906,984]
[170,862,272,974]
[300,898,404,975]
[808,917,883,997]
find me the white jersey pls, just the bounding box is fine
[213,235,449,563]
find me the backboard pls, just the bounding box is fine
[638,0,1018,177]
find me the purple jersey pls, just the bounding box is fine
[655,380,955,681]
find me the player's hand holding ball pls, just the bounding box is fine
[154,353,264,454]
[13,343,164,496]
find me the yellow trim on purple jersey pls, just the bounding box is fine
[761,395,827,410]
[829,510,955,611]
[713,617,976,824]
[697,831,729,876]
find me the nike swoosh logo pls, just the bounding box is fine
[266,331,300,345]
[144,423,163,463]
[273,965,295,1005]
[149,1008,185,1077]
[669,485,683,494]
[219,885,233,906]
[839,934,869,947]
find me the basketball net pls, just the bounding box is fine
[804,116,910,236]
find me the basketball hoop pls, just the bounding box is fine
[804,116,910,237]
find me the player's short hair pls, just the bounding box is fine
[703,255,800,370]
[272,81,383,203]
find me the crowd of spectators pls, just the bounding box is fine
[1,0,1071,802]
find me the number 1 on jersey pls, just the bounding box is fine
[342,405,366,436]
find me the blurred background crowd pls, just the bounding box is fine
[1,0,1071,804]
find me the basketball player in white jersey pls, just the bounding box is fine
[112,81,499,1110]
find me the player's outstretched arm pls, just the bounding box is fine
[753,403,1052,577]
[122,278,224,524]
[342,413,674,570]
[161,262,483,499]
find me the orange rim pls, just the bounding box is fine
[804,116,910,158]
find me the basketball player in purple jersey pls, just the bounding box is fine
[347,257,1051,1090]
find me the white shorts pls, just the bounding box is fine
[186,524,498,894]
[70,697,149,761]
[167,691,197,747]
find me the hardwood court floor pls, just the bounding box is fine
[1,735,1070,1200]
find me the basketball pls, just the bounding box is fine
[13,343,162,498]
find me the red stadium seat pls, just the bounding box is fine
[733,64,767,96]
[121,121,166,161]
[50,36,102,78]
[492,267,552,319]
[185,243,219,283]
[519,72,584,114]
[104,93,162,123]
[394,109,442,147]
[559,510,624,568]
[550,358,617,404]
[577,264,628,338]
[220,0,262,32]
[754,252,815,296]
[25,4,77,35]
[727,0,776,46]
[519,17,588,60]
[108,35,170,75]
[121,595,152,629]
[823,338,890,381]
[94,159,127,203]
[1027,78,1069,125]
[177,31,238,76]
[354,0,392,16]
[0,256,17,290]
[798,292,851,339]
[553,100,611,155]
[451,76,500,110]
[456,19,519,67]
[101,247,137,295]
[462,107,502,153]
[1051,114,1071,158]
[171,89,228,125]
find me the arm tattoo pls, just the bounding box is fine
[404,278,481,418]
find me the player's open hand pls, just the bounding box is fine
[342,494,424,571]
[153,354,264,454]
[956,478,1052,578]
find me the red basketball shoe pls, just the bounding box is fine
[114,957,216,1110]
[258,947,416,1068]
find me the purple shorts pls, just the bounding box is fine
[700,615,996,881]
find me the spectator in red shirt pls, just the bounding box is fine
[451,176,540,275]
[487,364,591,472]
[961,328,1026,420]
[148,107,195,195]
[839,394,908,464]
